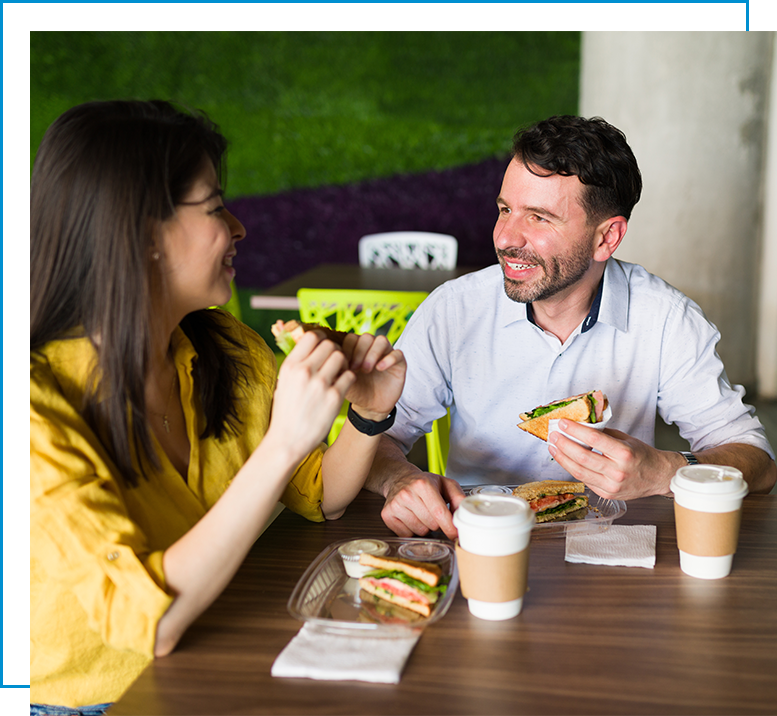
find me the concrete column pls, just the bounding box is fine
[580,32,774,392]
[757,38,777,398]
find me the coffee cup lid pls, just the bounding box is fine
[670,465,748,496]
[453,494,535,529]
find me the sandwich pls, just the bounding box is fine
[358,590,425,625]
[517,390,608,442]
[271,319,349,355]
[358,553,448,618]
[512,480,589,523]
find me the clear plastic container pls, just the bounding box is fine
[463,485,627,538]
[288,537,458,634]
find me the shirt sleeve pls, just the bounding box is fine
[657,296,775,459]
[31,369,174,658]
[280,445,326,522]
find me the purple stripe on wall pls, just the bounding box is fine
[227,157,508,290]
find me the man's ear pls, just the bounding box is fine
[592,216,628,262]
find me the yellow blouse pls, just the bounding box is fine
[30,313,325,707]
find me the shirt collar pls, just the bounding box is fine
[525,272,605,333]
[498,257,629,333]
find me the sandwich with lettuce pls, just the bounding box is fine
[517,390,608,442]
[358,553,449,617]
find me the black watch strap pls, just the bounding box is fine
[678,451,699,466]
[347,405,397,436]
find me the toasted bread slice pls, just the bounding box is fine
[358,553,443,587]
[271,319,349,355]
[517,391,607,441]
[512,479,585,503]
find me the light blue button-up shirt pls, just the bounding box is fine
[389,259,774,486]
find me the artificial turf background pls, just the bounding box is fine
[31,31,580,337]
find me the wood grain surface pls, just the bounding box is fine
[109,492,777,715]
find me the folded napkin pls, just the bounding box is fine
[565,524,656,568]
[271,622,421,684]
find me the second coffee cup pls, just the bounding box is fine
[670,465,749,579]
[453,494,535,620]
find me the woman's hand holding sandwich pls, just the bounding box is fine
[271,329,408,520]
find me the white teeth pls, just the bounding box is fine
[507,261,536,270]
[223,257,232,267]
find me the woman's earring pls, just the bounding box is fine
[151,251,161,261]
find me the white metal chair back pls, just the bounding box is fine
[358,232,458,270]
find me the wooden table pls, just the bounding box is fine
[110,492,777,715]
[249,263,486,310]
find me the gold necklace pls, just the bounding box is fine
[161,371,178,434]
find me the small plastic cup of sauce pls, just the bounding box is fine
[337,539,390,578]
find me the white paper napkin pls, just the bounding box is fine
[271,622,421,684]
[549,405,613,451]
[565,524,656,568]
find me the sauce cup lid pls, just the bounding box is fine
[337,539,389,563]
[468,485,513,496]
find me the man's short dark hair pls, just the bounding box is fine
[512,115,642,223]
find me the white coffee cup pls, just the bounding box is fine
[670,465,748,579]
[453,494,535,620]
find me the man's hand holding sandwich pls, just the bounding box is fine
[547,420,774,502]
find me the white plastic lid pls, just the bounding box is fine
[453,494,535,530]
[468,485,513,496]
[670,465,748,496]
[336,539,389,562]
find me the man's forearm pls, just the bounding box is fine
[364,434,423,498]
[693,443,776,494]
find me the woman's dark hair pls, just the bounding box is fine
[512,115,643,223]
[31,100,247,487]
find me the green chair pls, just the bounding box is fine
[426,407,450,477]
[297,288,438,449]
[213,279,242,321]
[222,280,243,321]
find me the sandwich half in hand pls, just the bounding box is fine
[517,390,608,442]
[512,480,589,523]
[271,319,349,355]
[358,553,448,618]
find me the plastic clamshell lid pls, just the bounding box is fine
[453,494,535,530]
[671,465,748,496]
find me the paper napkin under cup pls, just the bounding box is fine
[271,622,421,684]
[565,524,656,568]
[548,405,613,452]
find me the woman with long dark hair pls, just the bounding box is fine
[30,100,406,714]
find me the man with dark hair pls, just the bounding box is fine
[365,115,776,539]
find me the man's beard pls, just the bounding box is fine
[497,237,594,304]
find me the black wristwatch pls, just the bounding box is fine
[347,405,397,436]
[677,451,700,465]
